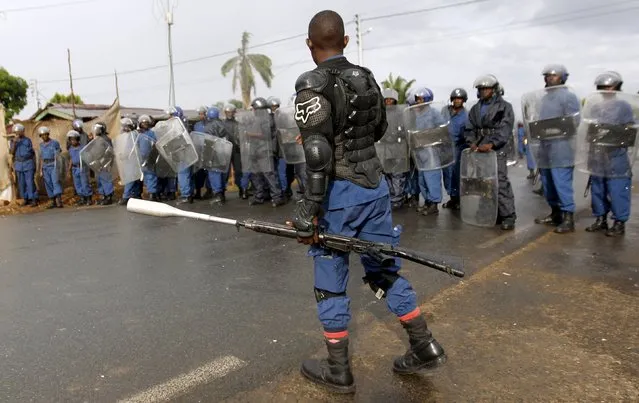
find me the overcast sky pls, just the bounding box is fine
[2,0,639,120]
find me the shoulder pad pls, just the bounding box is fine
[295,69,330,93]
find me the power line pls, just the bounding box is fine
[365,0,639,52]
[0,0,99,14]
[37,1,483,84]
[362,0,490,22]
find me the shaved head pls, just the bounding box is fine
[308,10,346,51]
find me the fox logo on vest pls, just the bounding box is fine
[295,96,321,125]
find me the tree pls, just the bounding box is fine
[381,74,415,105]
[49,92,84,105]
[221,32,274,108]
[0,68,28,123]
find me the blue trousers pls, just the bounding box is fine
[418,169,442,203]
[526,145,535,170]
[178,167,193,198]
[123,180,142,199]
[591,176,632,222]
[143,171,159,194]
[385,173,406,204]
[309,195,417,331]
[539,167,575,213]
[42,164,62,197]
[443,146,465,198]
[16,168,37,200]
[72,167,92,197]
[209,171,228,194]
[97,171,114,196]
[404,169,419,198]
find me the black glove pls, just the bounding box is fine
[292,198,321,239]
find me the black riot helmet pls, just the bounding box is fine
[450,88,468,102]
[251,97,268,110]
[92,122,108,137]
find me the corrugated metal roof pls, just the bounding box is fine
[30,103,199,122]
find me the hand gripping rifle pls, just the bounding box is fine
[127,199,465,278]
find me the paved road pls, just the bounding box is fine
[0,164,592,402]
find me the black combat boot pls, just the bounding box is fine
[527,169,535,179]
[272,197,286,208]
[554,212,575,234]
[422,202,439,216]
[585,216,608,232]
[56,196,63,208]
[117,198,129,206]
[166,192,177,201]
[46,198,57,209]
[442,196,460,210]
[29,198,39,207]
[532,187,544,196]
[84,196,93,206]
[606,221,625,237]
[149,193,160,202]
[177,196,193,205]
[211,193,225,206]
[535,207,561,225]
[75,197,86,207]
[300,337,355,394]
[193,189,202,200]
[103,194,113,205]
[239,188,248,200]
[393,314,446,375]
[501,216,516,231]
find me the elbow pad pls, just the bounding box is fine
[304,134,332,203]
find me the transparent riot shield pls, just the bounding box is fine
[137,132,158,172]
[80,136,114,174]
[275,106,305,164]
[191,131,233,173]
[238,110,274,173]
[375,104,409,173]
[55,152,69,188]
[521,86,581,169]
[154,117,198,172]
[577,91,639,178]
[113,131,143,185]
[404,103,454,171]
[460,149,498,227]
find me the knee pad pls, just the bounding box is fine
[362,271,400,300]
[314,287,346,303]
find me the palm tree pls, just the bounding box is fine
[221,32,274,108]
[381,74,415,105]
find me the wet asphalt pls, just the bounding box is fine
[0,162,596,402]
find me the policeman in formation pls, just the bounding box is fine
[92,122,115,205]
[412,87,446,216]
[137,115,160,201]
[585,71,635,237]
[66,119,89,150]
[192,106,212,200]
[9,123,39,206]
[67,130,93,205]
[223,104,249,200]
[203,106,231,205]
[249,97,285,207]
[441,88,469,210]
[533,65,580,233]
[380,88,407,209]
[465,74,517,230]
[290,10,446,394]
[37,126,64,209]
[118,118,143,205]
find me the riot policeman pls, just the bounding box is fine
[464,74,516,230]
[290,10,446,394]
[441,88,469,210]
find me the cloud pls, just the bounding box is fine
[1,0,637,121]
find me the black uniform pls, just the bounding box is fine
[464,96,517,221]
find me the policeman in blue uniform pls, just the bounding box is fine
[380,88,407,209]
[441,88,469,210]
[9,124,39,206]
[118,118,143,206]
[290,10,446,394]
[412,87,446,216]
[192,106,212,200]
[203,107,231,205]
[533,64,581,233]
[137,115,160,201]
[38,126,64,209]
[91,122,115,205]
[67,130,93,206]
[585,71,635,237]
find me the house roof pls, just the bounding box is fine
[29,103,199,122]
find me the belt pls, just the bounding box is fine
[43,159,55,163]
[72,163,80,167]
[479,128,496,135]
[14,157,28,162]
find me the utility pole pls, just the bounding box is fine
[355,14,363,66]
[166,0,176,108]
[67,48,77,118]
[29,79,41,110]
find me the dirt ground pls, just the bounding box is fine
[223,231,639,402]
